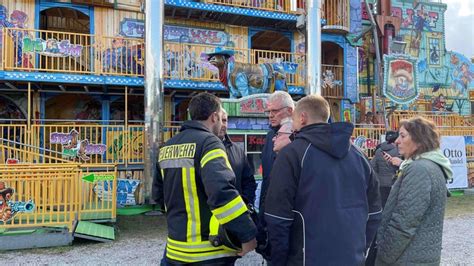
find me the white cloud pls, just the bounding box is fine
[443,0,474,16]
[443,0,474,57]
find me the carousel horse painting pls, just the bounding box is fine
[203,47,297,98]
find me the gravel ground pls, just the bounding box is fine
[1,214,473,265]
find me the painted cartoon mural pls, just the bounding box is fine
[203,47,297,98]
[0,181,35,223]
[359,0,474,114]
[102,35,144,75]
[449,52,474,96]
[45,95,101,120]
[102,18,145,75]
[0,5,30,67]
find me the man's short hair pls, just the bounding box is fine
[295,95,330,122]
[385,131,398,144]
[268,91,295,109]
[188,92,221,121]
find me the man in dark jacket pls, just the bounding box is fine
[260,91,294,211]
[258,91,294,259]
[371,131,400,207]
[160,93,257,265]
[219,109,257,205]
[265,95,382,266]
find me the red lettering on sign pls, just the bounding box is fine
[248,136,265,145]
[230,135,244,143]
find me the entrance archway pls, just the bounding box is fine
[38,7,91,72]
[251,31,291,64]
[0,96,26,121]
[321,41,344,99]
[322,41,343,66]
[40,7,90,34]
[251,31,291,52]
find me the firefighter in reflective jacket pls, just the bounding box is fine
[160,93,257,265]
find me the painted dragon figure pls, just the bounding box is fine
[204,47,297,98]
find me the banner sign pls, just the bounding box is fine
[23,36,83,57]
[82,173,115,183]
[95,178,140,206]
[383,55,419,104]
[50,130,106,161]
[119,18,145,38]
[351,136,380,151]
[164,25,228,46]
[247,134,266,152]
[441,136,468,189]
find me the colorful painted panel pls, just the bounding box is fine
[0,4,31,67]
[447,52,474,97]
[164,25,229,46]
[119,18,145,38]
[383,55,419,104]
[0,181,35,223]
[94,178,140,206]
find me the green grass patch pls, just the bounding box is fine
[445,194,474,219]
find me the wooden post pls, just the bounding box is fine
[125,86,128,168]
[27,82,31,162]
[125,86,128,128]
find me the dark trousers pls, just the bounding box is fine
[380,186,392,208]
[366,186,391,266]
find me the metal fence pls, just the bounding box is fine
[0,162,117,231]
[2,28,144,77]
[202,0,306,14]
[353,126,474,160]
[0,164,79,231]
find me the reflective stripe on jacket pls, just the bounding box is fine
[160,121,257,264]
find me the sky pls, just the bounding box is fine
[443,0,474,59]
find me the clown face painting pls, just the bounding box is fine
[383,55,419,104]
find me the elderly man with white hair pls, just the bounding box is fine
[256,91,294,260]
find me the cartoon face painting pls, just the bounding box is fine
[0,182,14,222]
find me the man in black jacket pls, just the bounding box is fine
[218,109,257,205]
[159,93,257,265]
[257,91,294,260]
[260,91,294,211]
[265,95,382,266]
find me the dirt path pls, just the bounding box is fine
[1,214,473,265]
